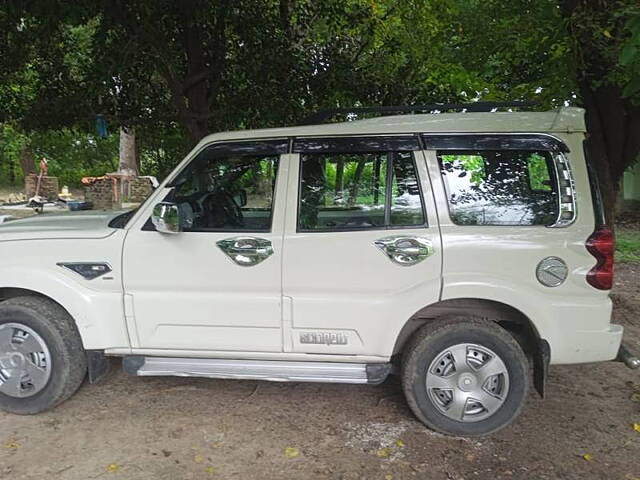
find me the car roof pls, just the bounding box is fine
[198,107,585,146]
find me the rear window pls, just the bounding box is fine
[438,150,559,226]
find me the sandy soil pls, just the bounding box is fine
[1,266,639,480]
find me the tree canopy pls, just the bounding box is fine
[1,0,638,217]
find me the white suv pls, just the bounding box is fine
[0,105,637,436]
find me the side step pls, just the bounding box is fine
[123,356,391,385]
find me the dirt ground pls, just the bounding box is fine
[0,266,639,480]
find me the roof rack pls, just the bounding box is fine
[299,101,537,125]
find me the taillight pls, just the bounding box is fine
[586,225,615,290]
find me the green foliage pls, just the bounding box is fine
[0,0,639,190]
[616,229,640,263]
[527,154,552,191]
[0,124,29,185]
[441,155,485,185]
[0,126,118,187]
[620,12,640,100]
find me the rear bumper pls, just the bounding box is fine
[548,324,623,365]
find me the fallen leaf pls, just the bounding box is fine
[385,475,394,480]
[582,454,593,462]
[3,441,19,450]
[194,454,205,464]
[630,392,640,403]
[206,466,216,475]
[603,29,612,38]
[106,464,119,473]
[633,423,640,433]
[284,447,300,458]
[376,448,391,458]
[395,439,405,448]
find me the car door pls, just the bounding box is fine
[123,140,288,352]
[281,136,442,357]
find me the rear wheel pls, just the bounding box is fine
[401,317,529,436]
[0,296,87,414]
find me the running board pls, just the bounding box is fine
[123,356,391,385]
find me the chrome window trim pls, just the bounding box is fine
[548,152,578,228]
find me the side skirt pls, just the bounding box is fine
[123,356,391,385]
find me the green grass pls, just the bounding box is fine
[617,229,640,264]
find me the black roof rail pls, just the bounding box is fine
[299,101,537,125]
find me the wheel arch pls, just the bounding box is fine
[392,298,540,356]
[392,297,549,398]
[0,267,130,351]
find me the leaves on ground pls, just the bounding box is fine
[106,463,119,473]
[582,453,593,462]
[284,447,300,458]
[376,448,391,458]
[633,423,640,433]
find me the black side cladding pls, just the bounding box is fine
[123,355,146,375]
[366,363,392,384]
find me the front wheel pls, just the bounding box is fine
[0,296,87,414]
[402,317,529,436]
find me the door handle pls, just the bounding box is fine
[374,235,433,266]
[216,237,274,266]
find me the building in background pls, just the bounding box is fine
[621,163,640,212]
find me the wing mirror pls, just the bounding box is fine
[152,202,182,234]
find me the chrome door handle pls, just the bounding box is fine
[216,237,274,266]
[374,235,433,266]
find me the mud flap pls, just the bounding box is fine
[533,339,550,398]
[86,350,110,384]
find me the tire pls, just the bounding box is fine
[401,317,529,436]
[0,296,87,414]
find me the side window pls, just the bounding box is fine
[438,150,558,226]
[171,151,279,232]
[299,151,425,231]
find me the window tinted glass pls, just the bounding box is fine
[390,152,425,226]
[299,151,425,231]
[172,153,279,232]
[438,150,558,226]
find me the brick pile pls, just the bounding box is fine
[25,175,59,201]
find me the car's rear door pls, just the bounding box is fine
[281,136,442,358]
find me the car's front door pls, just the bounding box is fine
[123,140,288,352]
[281,136,442,358]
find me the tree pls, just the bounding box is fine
[561,0,640,222]
[1,0,638,217]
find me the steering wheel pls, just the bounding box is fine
[202,189,244,229]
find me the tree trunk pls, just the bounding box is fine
[561,0,640,227]
[335,160,344,199]
[119,126,138,175]
[19,145,35,177]
[348,160,366,205]
[181,7,213,144]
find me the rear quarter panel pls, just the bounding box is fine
[426,132,617,364]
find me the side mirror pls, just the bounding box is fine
[234,189,248,207]
[152,202,182,234]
